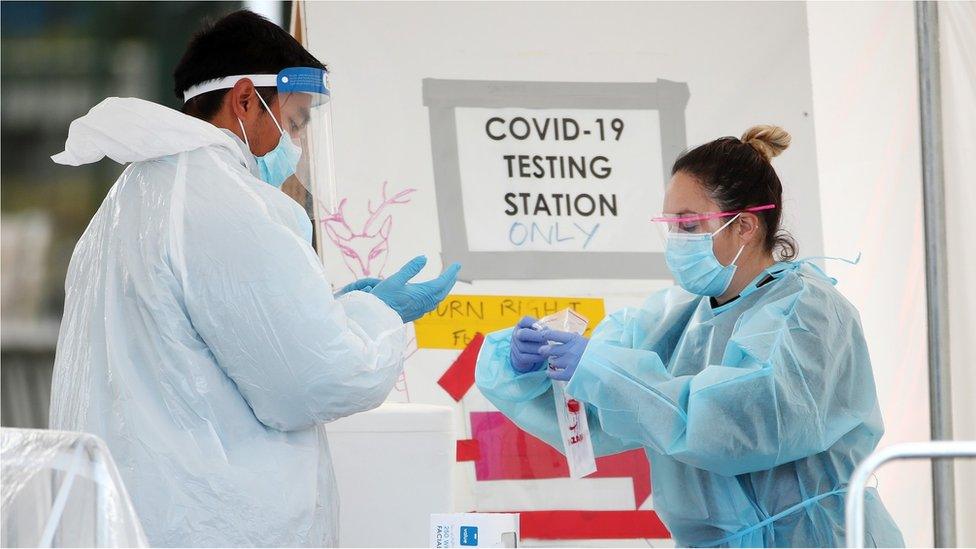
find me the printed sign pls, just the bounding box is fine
[424,79,690,280]
[455,108,664,253]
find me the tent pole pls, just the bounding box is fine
[914,2,955,546]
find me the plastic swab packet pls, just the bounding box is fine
[532,309,597,479]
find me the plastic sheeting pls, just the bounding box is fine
[1,428,147,548]
[47,97,408,546]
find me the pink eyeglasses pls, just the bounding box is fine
[651,204,776,233]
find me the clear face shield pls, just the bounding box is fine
[269,67,337,212]
[182,67,338,224]
[650,204,776,243]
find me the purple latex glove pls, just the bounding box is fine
[539,330,589,381]
[509,316,547,373]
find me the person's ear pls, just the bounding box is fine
[737,213,761,245]
[229,79,258,121]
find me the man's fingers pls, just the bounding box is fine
[436,262,461,284]
[351,277,381,291]
[388,255,427,284]
[417,264,460,301]
[436,264,461,296]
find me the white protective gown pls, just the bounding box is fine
[48,97,408,547]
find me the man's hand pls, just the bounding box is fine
[335,277,382,297]
[368,256,461,322]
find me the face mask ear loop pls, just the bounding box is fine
[254,89,285,134]
[713,213,745,267]
[712,212,741,236]
[730,244,746,266]
[237,118,250,148]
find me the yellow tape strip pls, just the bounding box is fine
[414,295,606,350]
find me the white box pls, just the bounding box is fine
[327,403,454,547]
[430,513,519,548]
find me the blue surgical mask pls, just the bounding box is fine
[237,93,302,189]
[255,132,302,188]
[665,214,746,296]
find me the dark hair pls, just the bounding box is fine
[671,125,798,261]
[173,10,326,120]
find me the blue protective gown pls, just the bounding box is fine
[476,262,904,547]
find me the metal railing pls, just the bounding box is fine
[846,441,976,548]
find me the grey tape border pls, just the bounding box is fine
[423,78,689,280]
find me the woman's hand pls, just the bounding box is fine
[509,316,547,373]
[539,330,588,381]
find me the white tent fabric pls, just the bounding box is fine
[941,2,976,546]
[1,428,147,548]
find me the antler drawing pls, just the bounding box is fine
[320,182,417,278]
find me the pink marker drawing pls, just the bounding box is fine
[319,182,419,402]
[320,181,417,278]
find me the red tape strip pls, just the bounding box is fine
[437,333,485,401]
[456,439,480,462]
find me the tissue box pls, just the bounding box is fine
[430,513,519,548]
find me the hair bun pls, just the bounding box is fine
[741,125,791,161]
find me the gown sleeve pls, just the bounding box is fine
[179,160,408,432]
[566,278,881,477]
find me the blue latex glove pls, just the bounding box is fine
[335,278,381,296]
[539,330,589,381]
[509,316,548,373]
[369,256,461,322]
